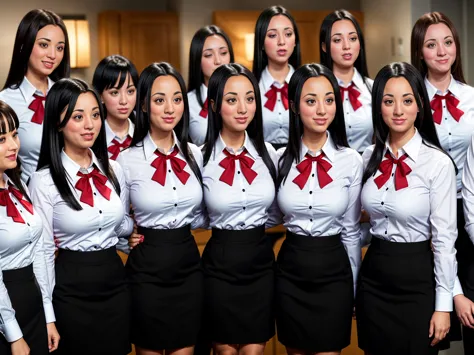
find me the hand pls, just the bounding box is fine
[11,338,30,355]
[47,322,60,352]
[429,311,450,346]
[360,210,370,223]
[454,294,474,329]
[129,232,144,249]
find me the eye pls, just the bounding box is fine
[247,96,255,103]
[226,98,237,104]
[57,46,64,52]
[403,98,413,105]
[267,33,277,39]
[174,97,183,104]
[446,40,453,46]
[305,99,316,105]
[92,112,101,119]
[0,137,5,143]
[220,51,229,56]
[127,89,136,95]
[427,42,436,49]
[203,53,212,58]
[325,97,335,104]
[383,99,394,105]
[155,98,164,104]
[12,131,19,138]
[332,38,341,43]
[285,31,294,37]
[350,36,358,42]
[39,42,48,49]
[110,91,119,96]
[73,114,83,121]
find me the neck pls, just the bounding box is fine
[427,70,452,93]
[25,70,49,95]
[64,146,92,169]
[203,77,210,87]
[0,172,5,189]
[267,60,290,84]
[333,65,354,86]
[106,117,130,139]
[388,127,416,158]
[150,128,174,153]
[302,129,328,152]
[220,127,246,151]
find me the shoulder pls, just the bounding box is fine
[28,167,55,192]
[187,89,198,100]
[364,77,374,86]
[340,146,363,164]
[361,144,375,166]
[0,87,17,101]
[276,146,286,160]
[187,142,204,167]
[424,144,453,167]
[458,82,474,97]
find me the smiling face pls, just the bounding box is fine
[422,23,456,77]
[148,75,184,135]
[327,19,360,71]
[201,35,231,85]
[0,118,20,173]
[101,73,137,122]
[27,25,66,79]
[263,15,296,66]
[298,76,337,136]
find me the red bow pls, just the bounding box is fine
[264,83,289,112]
[0,186,34,224]
[75,168,112,207]
[340,83,362,111]
[430,92,464,124]
[219,149,257,186]
[293,153,333,189]
[374,152,412,191]
[151,146,190,186]
[108,136,132,160]
[199,99,209,118]
[29,94,46,124]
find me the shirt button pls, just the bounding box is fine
[449,133,452,135]
[174,203,177,207]
[445,117,448,120]
[29,241,32,244]
[449,149,452,151]
[349,125,352,128]
[385,187,389,191]
[381,202,384,205]
[99,228,102,231]
[279,113,282,115]
[312,174,315,177]
[385,215,388,218]
[278,99,281,102]
[349,139,352,142]
[14,202,17,205]
[243,207,246,210]
[99,210,102,214]
[310,219,313,222]
[237,171,241,174]
[391,173,394,176]
[279,126,282,129]
[385,231,387,234]
[346,112,350,115]
[27,223,30,226]
[309,206,312,209]
[93,192,97,196]
[173,187,176,190]
[242,189,246,192]
[168,169,171,173]
[309,191,313,194]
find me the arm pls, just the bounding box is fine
[189,144,209,230]
[462,133,474,245]
[265,143,283,228]
[0,254,23,343]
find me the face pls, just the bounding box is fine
[219,75,256,134]
[27,25,66,78]
[148,75,184,134]
[201,35,231,84]
[0,119,19,172]
[326,19,360,70]
[298,76,336,135]
[61,92,102,152]
[264,15,296,65]
[422,23,456,76]
[381,77,418,135]
[101,73,137,122]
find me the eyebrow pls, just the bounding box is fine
[424,35,453,44]
[303,92,334,98]
[73,107,99,112]
[151,91,182,97]
[331,32,357,37]
[203,46,228,51]
[266,27,293,32]
[110,84,136,90]
[224,90,254,96]
[383,93,414,97]
[37,37,66,44]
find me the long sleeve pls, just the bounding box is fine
[0,254,22,343]
[462,133,474,245]
[265,143,282,229]
[112,161,134,241]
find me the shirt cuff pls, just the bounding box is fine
[43,302,56,323]
[3,318,23,343]
[435,292,453,312]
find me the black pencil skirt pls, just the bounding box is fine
[0,264,48,355]
[202,225,275,344]
[275,232,353,352]
[356,237,440,355]
[126,224,203,350]
[53,247,130,355]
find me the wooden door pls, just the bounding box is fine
[98,11,180,73]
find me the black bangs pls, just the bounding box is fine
[102,69,130,91]
[0,101,19,134]
[92,55,139,94]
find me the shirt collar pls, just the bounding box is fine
[19,76,54,103]
[384,128,422,163]
[299,131,336,162]
[214,131,258,159]
[104,119,135,144]
[337,67,365,90]
[200,83,208,101]
[424,74,461,100]
[143,130,181,160]
[261,65,295,92]
[61,149,104,183]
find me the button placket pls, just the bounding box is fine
[236,159,247,224]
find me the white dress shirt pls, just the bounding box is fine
[336,68,373,153]
[361,130,458,311]
[117,131,206,230]
[0,77,54,184]
[277,133,362,289]
[203,133,280,229]
[188,84,208,146]
[105,118,135,159]
[29,150,134,290]
[425,76,474,197]
[259,65,295,145]
[0,176,55,343]
[461,133,474,246]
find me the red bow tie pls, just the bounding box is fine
[199,99,209,118]
[340,83,362,111]
[430,92,464,124]
[264,83,289,112]
[29,94,46,124]
[108,136,132,160]
[75,168,112,207]
[151,146,190,186]
[219,149,258,186]
[0,186,34,224]
[374,152,412,191]
[293,153,333,189]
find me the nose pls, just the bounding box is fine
[278,33,286,46]
[119,91,127,105]
[342,38,350,50]
[214,53,222,66]
[83,114,94,130]
[164,99,174,114]
[47,46,57,60]
[437,41,446,56]
[7,135,19,151]
[316,99,326,116]
[393,100,404,117]
[237,98,247,115]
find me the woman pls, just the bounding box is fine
[187,25,234,146]
[320,9,373,154]
[253,5,301,149]
[92,54,139,160]
[275,63,361,354]
[0,101,60,354]
[119,62,205,355]
[356,62,457,355]
[0,9,70,183]
[201,63,279,355]
[29,78,133,355]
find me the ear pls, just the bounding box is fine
[321,42,326,53]
[142,102,147,113]
[290,101,297,114]
[210,99,217,113]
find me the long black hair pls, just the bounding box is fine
[187,25,234,108]
[0,101,30,202]
[362,62,456,184]
[278,63,349,187]
[202,63,277,182]
[319,10,371,90]
[252,6,301,83]
[132,62,202,183]
[37,78,120,210]
[3,9,70,90]
[92,54,139,121]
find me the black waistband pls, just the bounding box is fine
[2,264,33,282]
[211,225,265,242]
[137,224,192,245]
[57,246,118,264]
[285,231,342,247]
[370,236,431,254]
